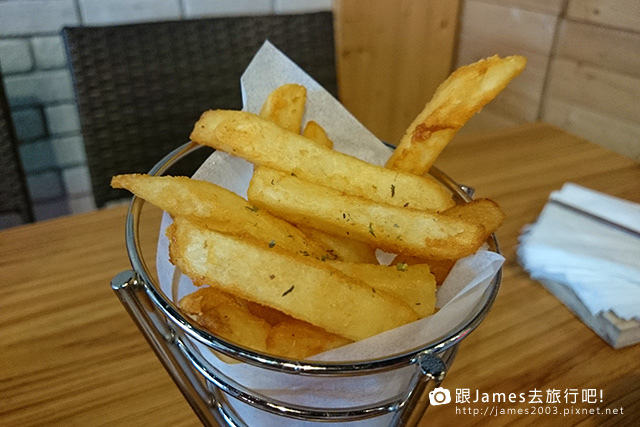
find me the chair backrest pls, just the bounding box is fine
[63,12,337,208]
[0,77,34,228]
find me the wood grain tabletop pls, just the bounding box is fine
[1,122,638,426]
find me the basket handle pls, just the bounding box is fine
[111,270,226,426]
[391,352,449,426]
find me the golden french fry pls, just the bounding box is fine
[168,217,418,341]
[248,167,485,260]
[442,198,505,241]
[190,110,455,212]
[265,318,352,359]
[389,199,505,284]
[327,261,436,317]
[111,174,329,258]
[260,86,368,261]
[179,286,272,353]
[180,286,351,359]
[244,299,353,358]
[386,55,527,175]
[297,225,378,263]
[259,83,307,133]
[392,254,456,286]
[302,120,333,149]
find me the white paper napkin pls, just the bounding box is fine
[518,183,640,321]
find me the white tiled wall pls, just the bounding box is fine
[0,0,332,226]
[183,0,274,17]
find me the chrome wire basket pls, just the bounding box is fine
[111,142,502,426]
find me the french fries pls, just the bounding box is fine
[259,83,373,263]
[392,254,456,286]
[296,226,378,263]
[326,261,436,318]
[190,110,455,212]
[302,120,333,149]
[442,198,505,242]
[179,286,272,353]
[248,166,485,260]
[113,52,518,358]
[386,55,526,175]
[110,174,331,258]
[259,83,307,134]
[168,217,418,341]
[389,200,506,284]
[179,286,351,359]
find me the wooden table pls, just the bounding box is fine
[1,123,638,426]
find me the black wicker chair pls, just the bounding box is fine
[0,77,34,228]
[63,12,338,208]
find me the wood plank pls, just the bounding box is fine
[567,0,640,32]
[333,0,461,143]
[556,19,640,78]
[542,97,640,161]
[545,58,640,124]
[458,0,559,56]
[0,205,201,427]
[464,0,566,15]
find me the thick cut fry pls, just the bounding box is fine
[442,198,505,241]
[260,84,362,260]
[179,286,272,353]
[190,110,454,211]
[111,174,329,258]
[265,318,352,359]
[386,55,527,175]
[248,167,485,260]
[168,217,418,341]
[298,225,378,263]
[302,120,333,149]
[327,261,436,318]
[392,254,456,286]
[180,286,351,359]
[390,199,504,284]
[259,83,307,133]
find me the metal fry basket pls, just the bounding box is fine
[111,142,502,426]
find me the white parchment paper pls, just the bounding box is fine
[154,41,504,426]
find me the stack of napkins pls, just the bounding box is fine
[518,183,640,348]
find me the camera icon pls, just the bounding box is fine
[429,387,452,405]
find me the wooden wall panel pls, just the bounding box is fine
[453,0,639,160]
[545,59,640,124]
[543,98,640,162]
[566,0,640,32]
[454,0,558,135]
[468,0,565,15]
[543,17,640,161]
[458,1,559,55]
[554,19,640,78]
[334,0,640,160]
[333,0,461,144]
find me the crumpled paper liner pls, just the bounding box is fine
[154,41,504,425]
